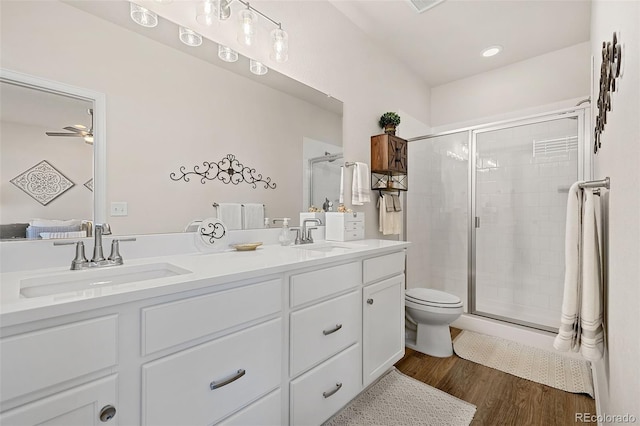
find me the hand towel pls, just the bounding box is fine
[554,181,583,353]
[26,224,82,239]
[378,193,402,235]
[339,166,344,204]
[384,194,394,212]
[352,162,371,205]
[392,194,402,212]
[242,203,265,229]
[216,203,242,230]
[30,218,82,227]
[579,189,604,361]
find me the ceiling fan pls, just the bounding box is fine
[46,108,94,144]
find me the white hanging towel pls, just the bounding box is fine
[216,203,242,230]
[339,166,344,204]
[352,162,371,205]
[579,189,604,361]
[242,203,265,229]
[378,193,402,235]
[554,181,583,353]
[553,183,604,361]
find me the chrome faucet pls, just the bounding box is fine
[300,218,322,244]
[54,223,136,270]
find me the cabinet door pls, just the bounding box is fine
[0,375,118,426]
[362,274,405,386]
[388,135,407,173]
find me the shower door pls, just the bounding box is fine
[471,114,583,331]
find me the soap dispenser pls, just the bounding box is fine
[274,218,293,246]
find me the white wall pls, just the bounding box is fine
[430,42,591,128]
[590,1,640,420]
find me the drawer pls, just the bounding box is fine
[0,316,117,403]
[363,251,405,284]
[344,221,364,231]
[290,291,360,376]
[290,262,361,307]
[142,318,281,426]
[219,389,281,426]
[142,278,281,355]
[290,344,361,426]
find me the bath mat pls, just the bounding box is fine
[323,368,476,426]
[453,330,594,398]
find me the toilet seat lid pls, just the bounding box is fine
[406,288,461,305]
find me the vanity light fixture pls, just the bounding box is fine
[481,45,502,57]
[179,27,203,47]
[218,44,239,62]
[196,0,217,27]
[130,3,158,28]
[249,59,268,76]
[154,0,173,4]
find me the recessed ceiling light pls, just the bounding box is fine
[482,46,502,58]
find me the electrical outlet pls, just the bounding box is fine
[110,201,128,217]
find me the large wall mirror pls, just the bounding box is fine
[0,0,342,239]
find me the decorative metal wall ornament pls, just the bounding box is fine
[84,178,94,192]
[200,221,226,244]
[594,32,623,154]
[10,160,75,205]
[170,154,276,189]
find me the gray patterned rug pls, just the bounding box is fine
[453,330,594,397]
[323,369,476,426]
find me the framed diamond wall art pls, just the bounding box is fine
[10,160,75,205]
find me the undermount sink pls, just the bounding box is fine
[292,241,367,252]
[20,263,192,298]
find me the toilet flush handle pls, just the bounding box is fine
[367,298,374,305]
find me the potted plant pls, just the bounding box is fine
[379,112,401,135]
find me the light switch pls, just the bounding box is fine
[110,201,128,216]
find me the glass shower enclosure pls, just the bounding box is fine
[407,109,587,331]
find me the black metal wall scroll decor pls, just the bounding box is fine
[170,154,277,189]
[200,221,226,244]
[594,32,623,154]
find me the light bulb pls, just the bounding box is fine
[250,59,268,76]
[130,3,158,28]
[218,45,239,62]
[237,8,257,47]
[270,27,289,63]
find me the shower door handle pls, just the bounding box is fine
[475,217,480,228]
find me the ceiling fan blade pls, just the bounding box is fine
[46,132,83,137]
[63,126,84,133]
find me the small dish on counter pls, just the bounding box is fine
[231,242,263,251]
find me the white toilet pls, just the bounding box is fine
[404,288,463,357]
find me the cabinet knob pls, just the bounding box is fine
[367,298,374,305]
[99,405,116,422]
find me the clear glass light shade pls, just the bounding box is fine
[249,59,268,76]
[218,45,239,62]
[237,8,257,46]
[130,3,158,28]
[179,27,203,47]
[270,28,289,63]
[196,0,219,26]
[153,0,173,4]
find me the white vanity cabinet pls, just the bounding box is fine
[362,252,406,386]
[0,241,408,426]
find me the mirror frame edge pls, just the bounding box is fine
[0,68,107,227]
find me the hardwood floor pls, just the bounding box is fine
[394,328,596,425]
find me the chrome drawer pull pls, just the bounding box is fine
[323,382,343,398]
[210,369,246,390]
[322,324,343,336]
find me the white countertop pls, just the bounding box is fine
[0,239,409,327]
